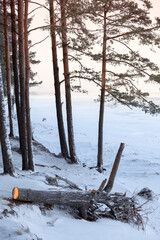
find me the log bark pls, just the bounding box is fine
[12,187,110,211]
[12,187,143,225]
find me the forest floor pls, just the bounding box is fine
[0,96,160,239]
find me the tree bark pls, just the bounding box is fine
[60,0,78,164]
[12,187,110,209]
[3,0,14,137]
[97,5,107,172]
[104,143,125,193]
[12,186,142,224]
[49,0,69,159]
[0,67,14,175]
[10,0,22,149]
[24,0,34,171]
[18,0,28,170]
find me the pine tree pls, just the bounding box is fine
[49,0,69,159]
[17,0,28,170]
[2,0,14,137]
[97,2,108,172]
[24,0,34,171]
[10,0,22,147]
[60,0,79,163]
[88,0,160,170]
[60,0,160,169]
[0,65,14,175]
[0,4,7,94]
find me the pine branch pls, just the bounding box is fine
[106,25,160,41]
[111,39,137,55]
[105,89,132,109]
[106,0,112,14]
[68,54,83,69]
[106,59,150,77]
[29,35,49,49]
[28,25,50,34]
[29,1,49,11]
[70,75,101,88]
[28,6,42,15]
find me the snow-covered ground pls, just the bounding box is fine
[0,96,160,239]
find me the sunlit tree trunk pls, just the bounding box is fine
[3,0,14,137]
[97,5,107,172]
[0,66,14,176]
[24,0,34,171]
[49,0,69,159]
[18,0,28,170]
[60,0,78,163]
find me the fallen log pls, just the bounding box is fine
[12,187,104,219]
[12,187,143,226]
[12,178,108,208]
[12,187,105,208]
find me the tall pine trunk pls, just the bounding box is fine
[24,0,34,171]
[3,0,14,137]
[49,0,69,159]
[18,0,28,170]
[60,0,78,164]
[10,0,22,146]
[0,66,14,176]
[97,5,107,172]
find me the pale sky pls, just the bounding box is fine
[29,0,160,99]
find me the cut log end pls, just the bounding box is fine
[12,187,19,199]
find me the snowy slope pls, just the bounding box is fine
[0,96,160,239]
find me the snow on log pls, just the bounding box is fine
[12,187,144,225]
[12,187,106,208]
